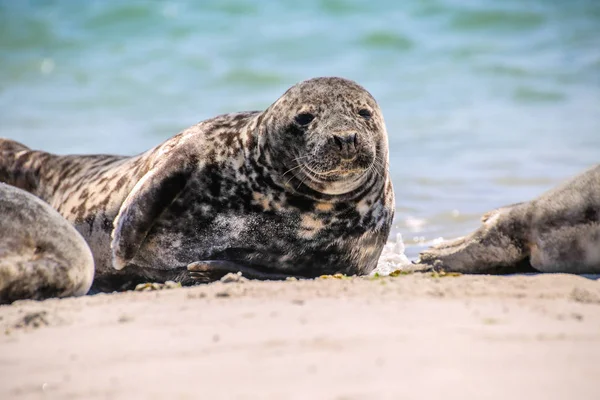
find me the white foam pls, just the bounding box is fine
[372,233,412,276]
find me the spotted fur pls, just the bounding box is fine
[419,165,600,274]
[1,77,395,291]
[0,183,94,303]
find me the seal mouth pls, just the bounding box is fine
[301,162,368,182]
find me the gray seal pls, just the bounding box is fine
[1,77,395,291]
[0,182,94,303]
[419,165,600,274]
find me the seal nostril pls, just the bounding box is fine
[333,133,358,158]
[349,133,358,148]
[333,135,344,150]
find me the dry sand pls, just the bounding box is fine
[1,273,600,400]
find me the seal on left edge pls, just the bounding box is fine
[0,182,95,304]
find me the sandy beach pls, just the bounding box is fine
[1,272,599,400]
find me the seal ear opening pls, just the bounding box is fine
[111,152,195,271]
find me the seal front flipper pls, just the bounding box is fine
[111,150,196,271]
[418,203,536,274]
[187,261,295,282]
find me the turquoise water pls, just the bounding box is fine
[1,0,599,258]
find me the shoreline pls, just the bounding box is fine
[2,273,599,399]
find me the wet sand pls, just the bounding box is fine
[1,273,600,400]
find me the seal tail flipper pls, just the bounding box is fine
[0,138,31,153]
[0,138,49,196]
[0,138,31,183]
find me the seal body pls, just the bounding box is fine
[419,165,600,274]
[1,77,394,291]
[0,182,94,303]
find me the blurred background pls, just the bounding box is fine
[1,0,599,258]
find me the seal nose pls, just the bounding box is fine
[333,132,358,160]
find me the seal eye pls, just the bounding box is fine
[295,113,315,126]
[358,109,372,120]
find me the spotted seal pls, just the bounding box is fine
[0,182,94,303]
[419,165,600,274]
[1,77,394,291]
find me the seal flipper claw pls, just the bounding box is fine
[187,260,295,282]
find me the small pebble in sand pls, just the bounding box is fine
[14,311,49,329]
[220,272,248,283]
[186,292,207,299]
[134,281,182,291]
[388,270,413,277]
[319,273,349,280]
[430,271,462,278]
[570,287,600,304]
[117,315,133,323]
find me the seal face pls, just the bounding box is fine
[1,77,395,291]
[0,183,94,303]
[418,165,600,274]
[261,78,384,196]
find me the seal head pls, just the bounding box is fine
[261,77,386,196]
